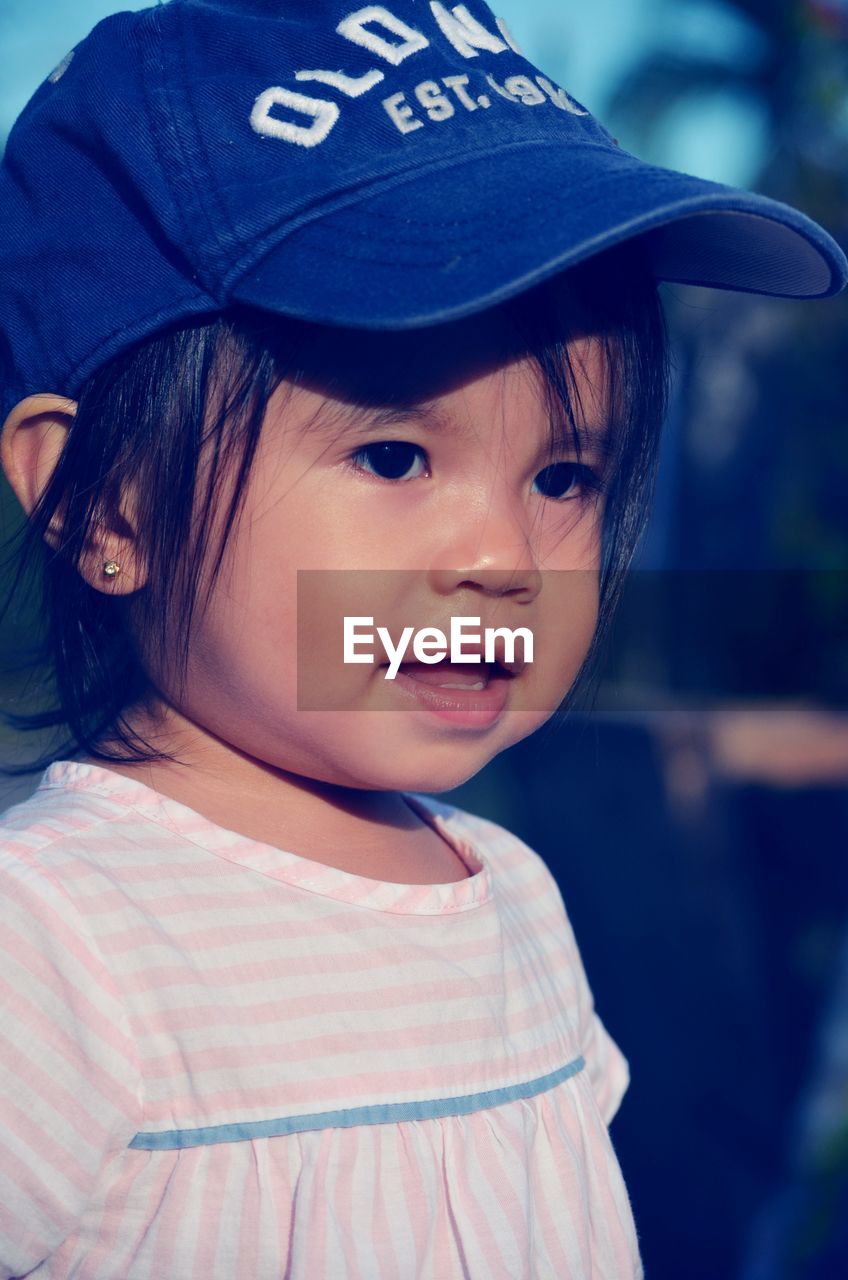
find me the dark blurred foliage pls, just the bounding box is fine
[601,571,848,708]
[608,0,848,564]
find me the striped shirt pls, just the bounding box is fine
[0,759,642,1278]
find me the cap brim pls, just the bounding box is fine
[230,142,848,328]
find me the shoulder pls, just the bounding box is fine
[0,767,143,1078]
[0,767,168,967]
[0,762,170,887]
[0,768,134,960]
[1,762,131,838]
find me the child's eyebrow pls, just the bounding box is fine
[546,424,616,458]
[329,401,455,436]
[320,400,614,456]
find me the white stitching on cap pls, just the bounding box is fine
[414,80,456,122]
[495,16,524,56]
[429,3,509,58]
[47,50,75,83]
[250,86,340,147]
[248,6,591,146]
[535,75,588,116]
[485,72,519,102]
[382,91,425,133]
[295,68,385,97]
[503,75,546,106]
[337,6,430,65]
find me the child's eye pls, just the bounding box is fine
[348,441,428,482]
[533,461,602,501]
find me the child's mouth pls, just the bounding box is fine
[386,660,516,728]
[395,661,500,691]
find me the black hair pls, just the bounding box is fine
[0,239,669,775]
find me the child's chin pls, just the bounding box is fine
[351,748,503,796]
[343,709,550,793]
[403,763,488,794]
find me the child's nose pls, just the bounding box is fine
[428,560,542,605]
[427,489,543,603]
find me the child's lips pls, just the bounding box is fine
[385,660,516,728]
[394,661,505,690]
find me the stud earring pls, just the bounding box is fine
[102,560,121,578]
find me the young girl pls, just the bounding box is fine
[0,1,844,1277]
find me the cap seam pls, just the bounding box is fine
[137,6,206,283]
[64,290,216,400]
[224,142,831,296]
[143,3,227,294]
[221,136,608,291]
[174,0,239,261]
[240,194,813,272]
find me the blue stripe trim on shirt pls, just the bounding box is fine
[128,1055,586,1150]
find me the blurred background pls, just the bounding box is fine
[1,2,847,1276]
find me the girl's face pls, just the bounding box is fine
[140,302,610,794]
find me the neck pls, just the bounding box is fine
[73,699,468,883]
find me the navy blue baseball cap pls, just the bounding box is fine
[1,0,846,425]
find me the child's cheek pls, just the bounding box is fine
[542,566,600,700]
[545,499,605,573]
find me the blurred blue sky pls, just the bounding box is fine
[1,0,767,186]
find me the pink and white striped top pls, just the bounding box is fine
[0,759,642,1279]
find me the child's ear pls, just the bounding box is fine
[0,393,146,595]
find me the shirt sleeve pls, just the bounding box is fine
[580,1006,631,1127]
[0,847,142,1278]
[534,850,631,1126]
